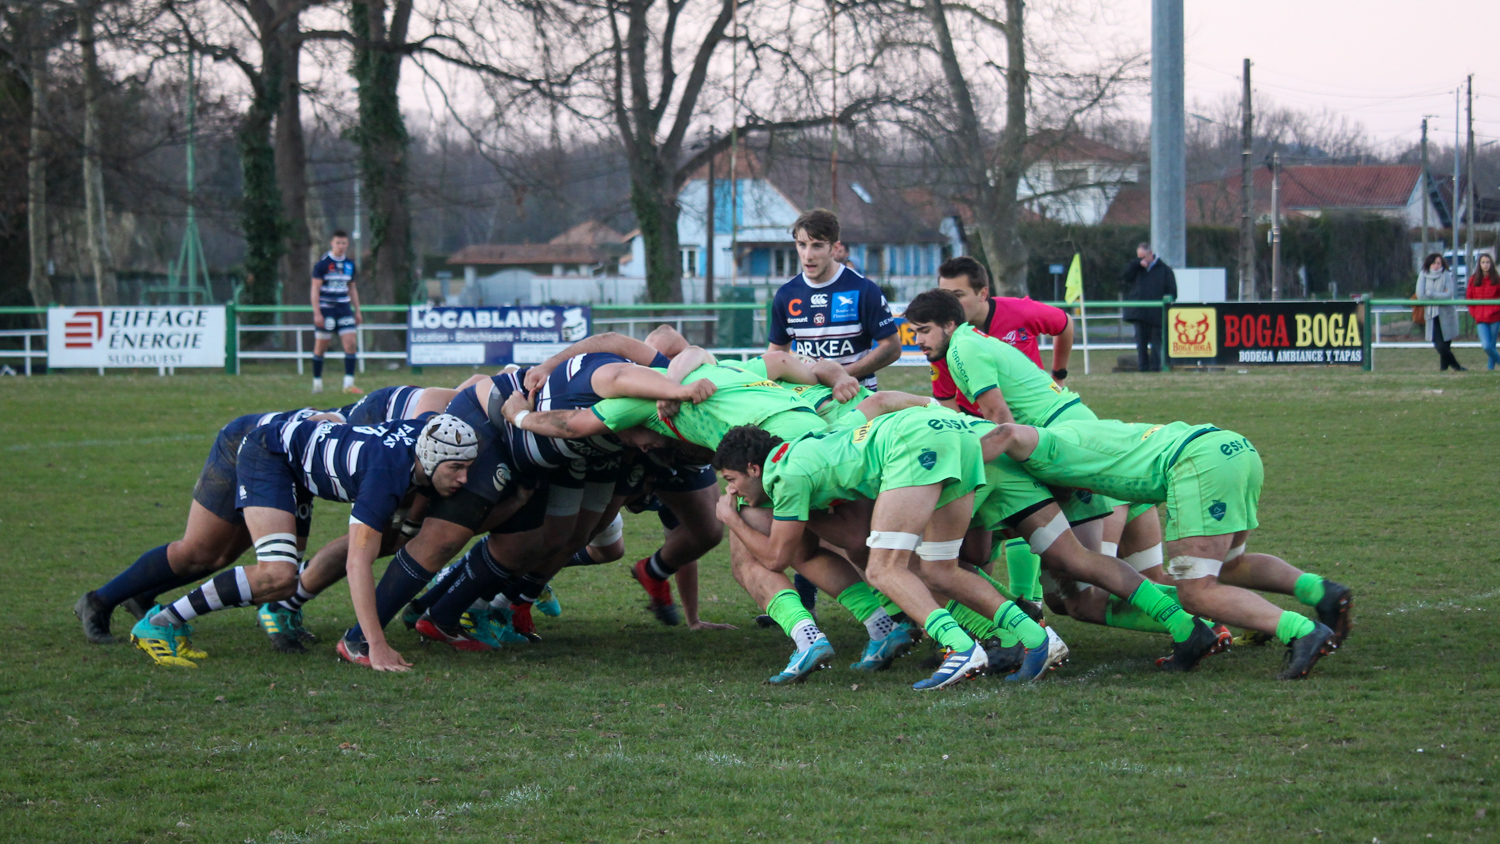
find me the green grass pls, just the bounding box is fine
[2,355,1497,843]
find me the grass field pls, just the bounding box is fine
[2,353,1497,843]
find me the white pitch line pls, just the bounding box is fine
[4,433,209,452]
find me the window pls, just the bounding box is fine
[680,250,699,277]
[1055,167,1089,190]
[773,248,796,277]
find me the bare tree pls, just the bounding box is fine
[78,0,120,304]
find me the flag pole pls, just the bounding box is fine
[1064,253,1090,375]
[1078,287,1090,375]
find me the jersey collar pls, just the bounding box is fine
[800,264,846,290]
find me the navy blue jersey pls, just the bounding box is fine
[343,386,425,427]
[769,265,897,389]
[486,355,627,478]
[273,416,428,530]
[312,252,356,305]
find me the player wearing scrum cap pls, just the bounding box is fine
[128,414,478,672]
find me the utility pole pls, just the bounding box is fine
[729,0,740,288]
[1239,58,1254,301]
[1453,87,1461,283]
[1420,118,1430,265]
[1465,74,1475,287]
[1150,0,1186,269]
[1270,151,1281,300]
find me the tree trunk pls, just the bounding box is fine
[351,0,415,318]
[27,40,51,308]
[988,0,1030,295]
[630,150,684,303]
[275,11,311,303]
[78,5,118,305]
[237,63,285,312]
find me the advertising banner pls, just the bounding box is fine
[890,304,931,367]
[407,306,591,367]
[1167,301,1363,366]
[47,306,225,368]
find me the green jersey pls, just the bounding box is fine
[721,356,871,423]
[591,363,821,451]
[1023,419,1222,505]
[946,325,1079,426]
[762,405,985,522]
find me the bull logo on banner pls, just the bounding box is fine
[1168,307,1217,358]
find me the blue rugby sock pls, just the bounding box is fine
[344,354,357,377]
[429,544,506,627]
[794,572,818,613]
[346,548,432,642]
[312,355,325,378]
[96,545,189,610]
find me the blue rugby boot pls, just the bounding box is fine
[534,583,562,618]
[130,608,199,668]
[766,636,834,685]
[849,624,914,671]
[1002,642,1054,683]
[912,643,988,690]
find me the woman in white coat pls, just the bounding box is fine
[1417,253,1466,371]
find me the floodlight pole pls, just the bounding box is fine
[168,49,212,304]
[1150,0,1186,269]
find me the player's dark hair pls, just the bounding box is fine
[938,256,991,295]
[1423,252,1447,272]
[1137,241,1152,252]
[332,229,350,240]
[903,288,966,327]
[791,209,840,244]
[713,425,783,474]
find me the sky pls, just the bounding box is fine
[1113,0,1500,152]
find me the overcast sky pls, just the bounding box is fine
[1112,0,1500,151]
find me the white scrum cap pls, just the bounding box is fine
[415,413,479,476]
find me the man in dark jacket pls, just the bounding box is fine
[1121,242,1177,372]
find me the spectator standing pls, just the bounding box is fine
[1466,253,1500,371]
[1120,242,1176,373]
[1417,252,1466,372]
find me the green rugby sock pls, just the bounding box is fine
[1127,581,1198,643]
[970,564,1019,603]
[1275,611,1316,644]
[1103,596,1171,634]
[945,600,999,641]
[1005,538,1043,603]
[995,601,1047,649]
[874,589,902,618]
[766,589,815,638]
[1293,573,1326,607]
[923,608,976,652]
[835,583,882,623]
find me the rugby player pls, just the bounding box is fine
[310,230,362,395]
[980,418,1353,679]
[128,414,478,671]
[74,406,343,645]
[712,404,1059,690]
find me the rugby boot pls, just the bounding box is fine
[1161,622,1235,667]
[1003,642,1055,683]
[977,638,1021,675]
[1232,628,1274,648]
[120,595,156,621]
[459,608,508,649]
[754,614,777,629]
[1278,622,1335,680]
[1314,581,1354,649]
[342,384,364,395]
[130,611,198,668]
[256,604,307,654]
[415,616,494,652]
[174,622,209,661]
[913,643,988,690]
[508,603,542,642]
[1043,622,1070,668]
[766,636,835,685]
[485,604,534,645]
[534,583,562,618]
[849,624,914,671]
[631,558,681,626]
[288,609,317,644]
[336,634,371,667]
[1157,619,1219,673]
[75,592,116,645]
[401,601,424,630]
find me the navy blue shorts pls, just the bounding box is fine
[234,426,314,532]
[193,415,313,535]
[344,386,424,427]
[316,301,357,339]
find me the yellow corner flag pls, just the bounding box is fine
[1064,253,1084,304]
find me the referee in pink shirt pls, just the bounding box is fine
[930,256,1075,414]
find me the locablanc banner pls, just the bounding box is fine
[1167,301,1363,366]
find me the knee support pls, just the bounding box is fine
[1124,543,1164,572]
[916,539,964,561]
[590,513,625,547]
[1026,512,1070,555]
[1166,555,1224,580]
[255,533,301,567]
[866,531,921,551]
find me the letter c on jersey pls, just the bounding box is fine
[788,298,803,317]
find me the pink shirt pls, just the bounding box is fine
[931,296,1069,414]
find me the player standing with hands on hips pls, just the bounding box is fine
[311,230,363,394]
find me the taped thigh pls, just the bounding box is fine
[1166,555,1224,580]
